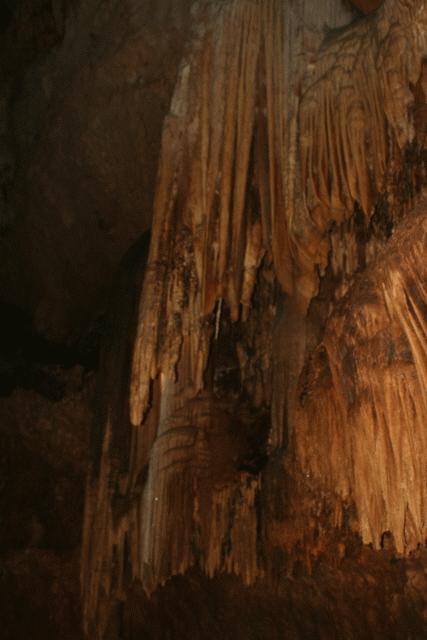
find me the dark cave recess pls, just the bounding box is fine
[0,300,103,399]
[0,1,15,33]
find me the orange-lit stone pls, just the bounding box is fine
[350,0,383,13]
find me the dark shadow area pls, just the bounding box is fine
[0,1,15,33]
[0,301,103,399]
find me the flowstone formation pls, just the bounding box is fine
[81,1,427,637]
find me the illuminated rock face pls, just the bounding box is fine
[81,1,427,638]
[296,203,427,553]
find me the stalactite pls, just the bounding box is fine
[81,1,427,637]
[296,0,427,297]
[296,200,427,554]
[129,0,364,427]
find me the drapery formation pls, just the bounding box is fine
[296,203,427,553]
[129,0,426,427]
[297,0,427,283]
[81,1,427,637]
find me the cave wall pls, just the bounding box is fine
[0,0,192,343]
[0,366,93,639]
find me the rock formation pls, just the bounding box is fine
[0,0,426,638]
[80,0,427,638]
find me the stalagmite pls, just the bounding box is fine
[81,1,427,637]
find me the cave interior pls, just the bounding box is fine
[0,0,427,638]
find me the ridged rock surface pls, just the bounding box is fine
[81,1,427,638]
